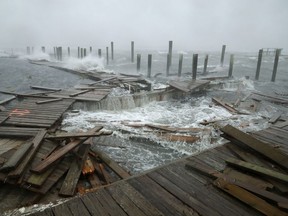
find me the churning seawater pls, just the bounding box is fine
[1,48,288,173]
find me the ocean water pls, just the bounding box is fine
[1,48,288,173]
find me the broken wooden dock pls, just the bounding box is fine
[19,124,288,216]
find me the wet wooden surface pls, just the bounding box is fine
[26,125,288,216]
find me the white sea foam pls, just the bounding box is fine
[19,50,51,61]
[63,55,105,72]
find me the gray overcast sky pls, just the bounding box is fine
[0,0,287,52]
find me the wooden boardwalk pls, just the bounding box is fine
[0,97,74,128]
[26,125,288,216]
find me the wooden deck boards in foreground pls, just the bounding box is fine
[27,126,288,216]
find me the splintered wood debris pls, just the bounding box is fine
[185,124,288,215]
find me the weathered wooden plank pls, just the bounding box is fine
[30,85,62,91]
[64,198,92,216]
[36,98,63,104]
[30,138,86,174]
[0,141,33,171]
[0,116,9,125]
[214,178,288,216]
[158,134,199,143]
[145,124,176,132]
[59,144,90,197]
[46,126,104,139]
[106,185,147,216]
[8,129,47,178]
[0,96,16,105]
[128,175,196,216]
[212,98,239,114]
[221,124,288,170]
[80,193,109,216]
[91,148,130,179]
[26,165,56,187]
[269,112,282,124]
[116,181,165,216]
[69,89,90,97]
[226,158,288,183]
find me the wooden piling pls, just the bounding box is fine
[41,46,45,53]
[178,54,183,77]
[56,47,59,61]
[90,46,92,53]
[192,54,198,80]
[98,49,102,58]
[27,47,30,55]
[136,54,141,72]
[131,41,134,63]
[59,47,62,61]
[106,47,109,65]
[166,54,170,76]
[84,48,87,57]
[81,48,84,59]
[111,42,114,60]
[68,47,70,57]
[147,54,152,78]
[228,54,234,78]
[271,49,281,82]
[203,54,208,74]
[78,47,80,59]
[168,41,173,66]
[220,45,226,67]
[54,47,56,59]
[255,49,263,80]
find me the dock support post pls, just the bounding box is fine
[166,54,170,76]
[41,46,45,53]
[228,54,234,78]
[178,54,183,77]
[255,49,263,80]
[111,42,114,60]
[68,47,70,57]
[90,46,92,53]
[203,54,208,74]
[271,49,281,82]
[131,41,134,63]
[53,47,56,59]
[168,40,173,66]
[81,48,84,59]
[106,47,109,65]
[98,49,102,58]
[84,48,87,57]
[147,54,152,78]
[220,45,226,67]
[136,54,141,72]
[78,47,80,59]
[27,46,30,55]
[59,47,62,61]
[192,54,198,80]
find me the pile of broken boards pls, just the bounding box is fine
[186,124,288,215]
[0,126,130,210]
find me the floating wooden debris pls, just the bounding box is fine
[212,97,240,114]
[0,96,16,105]
[30,85,62,92]
[36,98,63,104]
[158,134,199,143]
[221,124,288,170]
[168,80,210,93]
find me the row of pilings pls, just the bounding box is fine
[26,43,283,82]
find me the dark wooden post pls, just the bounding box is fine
[178,54,183,77]
[147,54,152,78]
[98,49,102,58]
[192,54,198,80]
[27,46,30,55]
[81,48,84,59]
[84,48,87,57]
[90,46,92,53]
[203,54,208,74]
[56,47,60,61]
[136,54,141,72]
[41,46,45,53]
[255,49,263,80]
[220,45,226,67]
[228,54,234,78]
[53,47,56,59]
[68,47,70,57]
[271,49,281,82]
[166,54,170,76]
[111,42,114,60]
[131,41,134,63]
[168,41,173,66]
[106,47,109,65]
[78,47,80,59]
